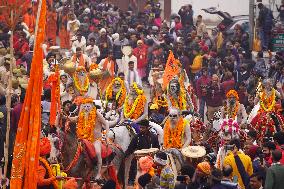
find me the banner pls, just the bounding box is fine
[162,50,180,89]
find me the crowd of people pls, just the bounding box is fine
[1,0,284,189]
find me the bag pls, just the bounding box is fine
[234,155,250,189]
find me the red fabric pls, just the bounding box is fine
[108,165,121,189]
[175,22,183,31]
[221,80,235,95]
[82,139,113,160]
[133,44,148,69]
[154,17,162,28]
[268,145,284,165]
[195,76,211,98]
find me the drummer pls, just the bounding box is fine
[124,119,160,158]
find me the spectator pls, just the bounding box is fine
[209,169,227,189]
[257,3,274,50]
[196,15,206,37]
[221,165,239,189]
[277,0,284,24]
[254,51,267,78]
[265,150,284,189]
[249,172,264,189]
[178,4,194,27]
[224,138,253,189]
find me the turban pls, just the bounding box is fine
[197,162,211,175]
[40,137,51,156]
[139,156,154,174]
[226,90,239,101]
[112,33,119,41]
[100,28,106,34]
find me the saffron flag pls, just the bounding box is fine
[10,0,46,188]
[162,50,180,89]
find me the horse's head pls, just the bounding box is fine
[48,133,60,163]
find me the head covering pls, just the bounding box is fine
[152,26,159,31]
[197,162,211,175]
[139,156,154,174]
[100,28,106,34]
[201,45,209,52]
[112,33,119,41]
[181,146,206,158]
[84,8,90,14]
[150,104,159,110]
[40,137,51,156]
[137,119,149,127]
[226,90,239,101]
[247,145,259,160]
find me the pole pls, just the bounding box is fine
[3,9,14,189]
[249,0,255,51]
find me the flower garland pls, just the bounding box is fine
[73,67,89,95]
[220,118,240,138]
[77,107,97,142]
[224,102,239,120]
[164,118,186,149]
[124,94,146,120]
[124,83,146,120]
[105,78,127,108]
[39,157,58,189]
[260,89,276,112]
[169,89,187,110]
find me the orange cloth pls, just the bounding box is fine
[139,156,154,174]
[23,13,36,33]
[72,54,85,67]
[197,162,211,175]
[163,50,180,89]
[99,58,115,93]
[47,69,61,126]
[63,178,78,189]
[39,137,51,156]
[59,14,70,49]
[46,10,57,43]
[10,1,47,188]
[37,165,56,187]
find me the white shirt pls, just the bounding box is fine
[85,44,101,59]
[86,82,98,100]
[122,55,137,75]
[72,36,87,53]
[71,53,91,68]
[125,70,142,87]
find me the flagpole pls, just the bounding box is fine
[2,9,14,189]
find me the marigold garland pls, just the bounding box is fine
[124,94,146,120]
[169,89,187,110]
[105,78,127,108]
[39,157,58,189]
[73,67,89,95]
[77,107,97,142]
[260,89,276,112]
[164,118,186,149]
[224,102,239,120]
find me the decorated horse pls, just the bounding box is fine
[248,79,284,141]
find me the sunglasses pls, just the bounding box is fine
[169,114,178,118]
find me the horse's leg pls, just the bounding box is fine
[94,140,102,179]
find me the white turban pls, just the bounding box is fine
[100,28,106,34]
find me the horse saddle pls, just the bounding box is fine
[81,139,114,163]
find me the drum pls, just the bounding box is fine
[134,148,159,159]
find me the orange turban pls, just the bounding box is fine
[197,162,211,175]
[63,178,78,189]
[226,90,239,101]
[40,137,51,156]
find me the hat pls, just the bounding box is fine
[0,112,4,119]
[62,178,78,189]
[40,137,51,156]
[150,103,159,110]
[100,28,106,34]
[154,151,168,166]
[111,33,119,40]
[138,119,149,127]
[181,146,206,158]
[197,162,211,175]
[152,26,159,31]
[84,8,91,14]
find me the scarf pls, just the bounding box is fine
[72,54,85,67]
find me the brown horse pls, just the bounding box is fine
[56,122,124,188]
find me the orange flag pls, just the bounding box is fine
[10,0,46,188]
[162,50,180,89]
